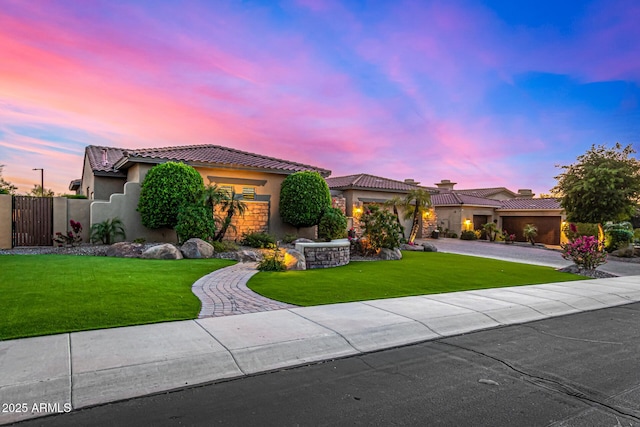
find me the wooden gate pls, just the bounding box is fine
[12,196,53,247]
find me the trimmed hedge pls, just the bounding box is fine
[279,171,331,228]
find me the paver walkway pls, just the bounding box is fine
[191,262,296,318]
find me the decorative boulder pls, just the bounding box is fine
[379,248,402,260]
[141,243,183,260]
[107,242,145,258]
[234,250,261,263]
[284,248,306,270]
[611,246,635,258]
[400,243,423,251]
[181,238,214,259]
[422,242,438,252]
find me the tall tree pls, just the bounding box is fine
[0,165,17,195]
[552,143,640,241]
[403,188,432,244]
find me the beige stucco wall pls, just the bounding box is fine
[0,194,11,249]
[434,206,497,234]
[91,182,175,243]
[339,189,415,236]
[52,198,92,243]
[198,166,315,239]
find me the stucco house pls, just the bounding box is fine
[326,174,437,239]
[431,180,565,245]
[327,175,565,245]
[71,144,331,242]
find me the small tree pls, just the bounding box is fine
[318,207,348,241]
[553,143,640,242]
[359,206,403,254]
[280,171,331,229]
[403,189,431,244]
[175,204,216,243]
[0,164,17,195]
[138,162,204,229]
[28,184,55,197]
[383,196,406,239]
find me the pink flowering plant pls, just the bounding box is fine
[53,219,83,247]
[561,234,607,270]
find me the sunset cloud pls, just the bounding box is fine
[0,0,637,195]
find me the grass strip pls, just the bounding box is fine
[247,251,585,306]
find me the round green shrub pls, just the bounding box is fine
[241,231,276,248]
[460,230,477,240]
[138,162,204,229]
[175,204,216,243]
[280,171,331,228]
[318,207,347,241]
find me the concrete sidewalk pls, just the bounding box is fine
[2,275,640,425]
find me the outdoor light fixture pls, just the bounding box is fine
[32,168,44,197]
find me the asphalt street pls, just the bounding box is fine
[14,302,640,427]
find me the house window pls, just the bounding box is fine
[219,185,233,196]
[242,187,256,200]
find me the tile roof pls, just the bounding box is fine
[455,187,517,198]
[86,144,330,176]
[326,174,422,192]
[86,146,127,174]
[431,192,502,207]
[499,198,562,210]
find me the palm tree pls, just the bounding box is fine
[90,217,126,244]
[523,224,538,245]
[383,196,406,239]
[403,189,432,244]
[214,190,247,241]
[201,184,227,213]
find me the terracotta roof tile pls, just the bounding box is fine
[456,187,517,198]
[431,192,501,207]
[499,198,562,210]
[326,174,422,192]
[86,144,330,176]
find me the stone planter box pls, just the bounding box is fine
[294,239,351,269]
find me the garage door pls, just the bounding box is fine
[501,216,561,245]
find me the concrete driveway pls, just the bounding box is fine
[419,238,640,277]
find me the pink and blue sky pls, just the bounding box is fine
[1,0,639,195]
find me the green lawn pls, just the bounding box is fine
[247,251,586,306]
[0,255,234,340]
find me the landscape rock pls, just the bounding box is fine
[234,250,261,263]
[141,243,183,260]
[400,243,423,251]
[612,246,635,258]
[181,238,214,259]
[422,242,438,252]
[284,248,306,270]
[379,247,402,260]
[106,242,145,258]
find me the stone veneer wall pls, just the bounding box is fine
[219,200,269,241]
[332,196,346,214]
[295,240,350,269]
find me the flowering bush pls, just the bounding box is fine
[561,235,607,270]
[503,231,516,243]
[358,206,402,255]
[53,220,83,247]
